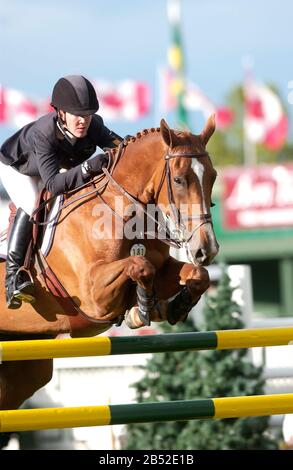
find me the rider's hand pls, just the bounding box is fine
[89,153,109,173]
[81,153,109,179]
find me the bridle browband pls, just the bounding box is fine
[30,143,213,249]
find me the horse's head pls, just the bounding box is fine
[157,116,219,266]
[82,118,218,267]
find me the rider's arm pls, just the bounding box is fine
[33,131,88,195]
[89,115,123,149]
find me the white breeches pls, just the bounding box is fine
[0,161,43,216]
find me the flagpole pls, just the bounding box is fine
[242,56,257,166]
[167,0,189,129]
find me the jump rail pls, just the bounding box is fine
[1,394,293,432]
[0,326,293,362]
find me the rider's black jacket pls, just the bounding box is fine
[0,111,121,195]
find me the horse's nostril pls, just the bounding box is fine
[196,248,204,259]
[195,249,209,265]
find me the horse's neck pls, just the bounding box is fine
[112,134,165,203]
[49,134,166,268]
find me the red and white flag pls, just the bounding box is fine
[1,88,40,128]
[159,68,234,129]
[184,81,234,129]
[94,80,150,121]
[0,86,39,126]
[0,80,151,128]
[244,80,288,150]
[0,85,6,123]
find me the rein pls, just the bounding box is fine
[30,142,212,249]
[101,149,212,249]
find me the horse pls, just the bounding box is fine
[0,116,219,415]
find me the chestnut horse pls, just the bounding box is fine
[0,116,218,416]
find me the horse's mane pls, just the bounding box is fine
[108,127,160,157]
[109,126,190,158]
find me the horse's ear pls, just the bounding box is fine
[200,114,216,146]
[160,118,173,147]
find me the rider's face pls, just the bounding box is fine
[60,111,92,138]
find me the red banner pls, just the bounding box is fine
[223,164,293,229]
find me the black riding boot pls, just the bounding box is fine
[5,208,35,309]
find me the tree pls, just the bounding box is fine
[123,267,278,450]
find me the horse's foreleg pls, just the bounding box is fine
[0,359,53,410]
[124,256,156,328]
[87,256,157,328]
[88,256,207,329]
[153,257,210,325]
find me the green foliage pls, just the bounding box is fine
[123,267,278,450]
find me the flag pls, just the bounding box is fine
[159,69,234,129]
[94,80,150,121]
[0,85,6,123]
[4,88,39,128]
[0,86,40,127]
[184,81,234,129]
[244,80,288,150]
[159,67,177,114]
[167,0,189,128]
[0,80,150,129]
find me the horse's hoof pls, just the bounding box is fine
[124,307,145,329]
[0,432,12,449]
[166,286,193,325]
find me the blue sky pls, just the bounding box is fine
[0,0,292,140]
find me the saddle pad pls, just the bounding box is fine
[0,231,7,260]
[41,195,64,257]
[0,195,63,260]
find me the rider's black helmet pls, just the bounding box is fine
[51,75,99,116]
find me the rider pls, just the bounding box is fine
[0,75,124,310]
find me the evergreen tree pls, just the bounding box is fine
[123,267,278,450]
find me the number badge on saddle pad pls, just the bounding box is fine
[130,244,146,257]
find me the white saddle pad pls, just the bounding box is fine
[0,195,63,261]
[0,231,7,260]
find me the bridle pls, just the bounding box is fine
[30,143,213,250]
[160,150,212,248]
[102,147,212,249]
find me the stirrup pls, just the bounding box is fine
[14,267,35,304]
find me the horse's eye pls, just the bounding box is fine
[211,201,216,207]
[173,176,183,185]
